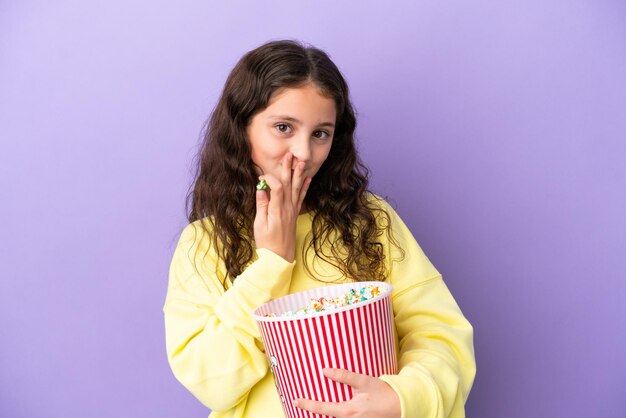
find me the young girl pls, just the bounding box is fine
[164,39,475,418]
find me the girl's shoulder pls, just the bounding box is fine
[362,192,401,221]
[178,217,215,245]
[174,217,223,267]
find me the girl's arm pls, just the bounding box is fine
[163,223,294,411]
[164,153,309,411]
[290,198,475,418]
[377,201,476,418]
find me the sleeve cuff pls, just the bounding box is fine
[213,248,295,341]
[240,248,296,299]
[379,372,439,418]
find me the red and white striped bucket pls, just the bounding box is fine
[253,282,397,418]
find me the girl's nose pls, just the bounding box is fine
[290,136,312,163]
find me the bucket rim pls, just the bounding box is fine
[252,281,393,323]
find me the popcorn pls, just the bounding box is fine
[256,179,268,190]
[266,285,383,317]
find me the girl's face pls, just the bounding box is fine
[246,83,336,180]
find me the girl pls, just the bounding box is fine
[164,39,475,418]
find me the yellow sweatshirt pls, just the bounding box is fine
[163,198,476,418]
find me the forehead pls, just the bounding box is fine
[262,84,337,121]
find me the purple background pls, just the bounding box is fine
[1,1,624,417]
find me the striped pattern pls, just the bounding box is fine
[253,282,397,418]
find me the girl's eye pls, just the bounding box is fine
[274,124,332,140]
[314,130,331,140]
[275,123,292,134]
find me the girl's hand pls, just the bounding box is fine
[294,368,401,418]
[254,152,311,262]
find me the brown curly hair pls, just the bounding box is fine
[185,39,402,289]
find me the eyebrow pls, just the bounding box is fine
[268,115,335,128]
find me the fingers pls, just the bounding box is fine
[262,158,310,211]
[295,370,400,418]
[293,398,344,417]
[282,153,311,209]
[258,154,311,218]
[255,189,269,223]
[294,369,366,415]
[296,177,311,213]
[253,188,269,242]
[259,173,283,214]
[323,368,368,389]
[280,153,293,195]
[291,161,306,206]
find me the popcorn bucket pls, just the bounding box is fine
[252,282,397,418]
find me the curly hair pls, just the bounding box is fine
[186,39,402,289]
